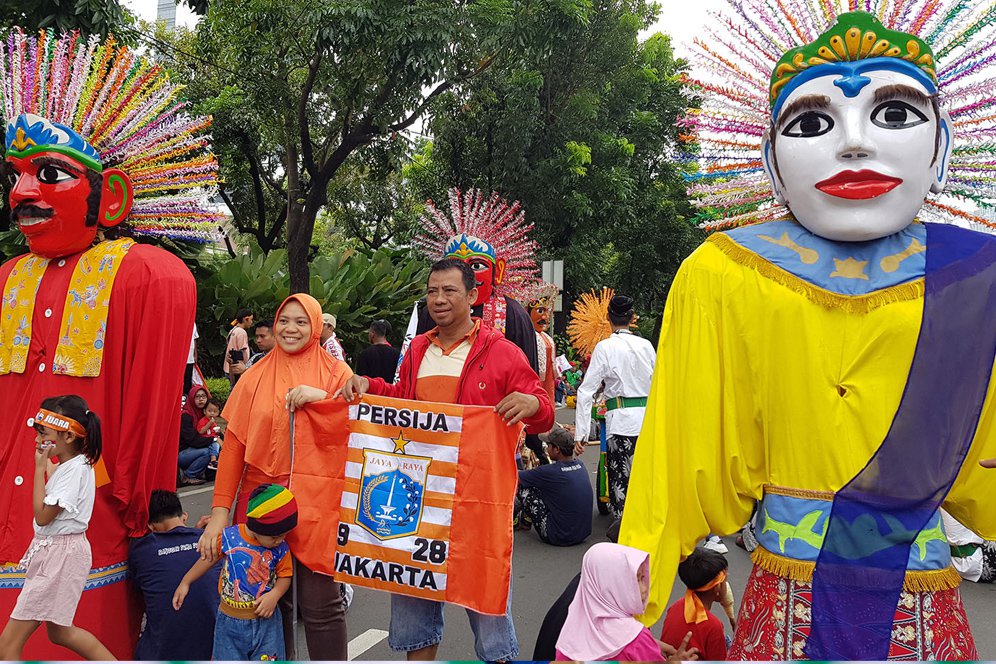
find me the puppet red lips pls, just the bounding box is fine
[815,170,903,199]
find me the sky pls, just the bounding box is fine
[644,0,720,56]
[122,0,199,28]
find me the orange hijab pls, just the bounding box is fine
[222,293,352,476]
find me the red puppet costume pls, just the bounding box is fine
[0,30,220,658]
[524,281,560,405]
[413,188,541,372]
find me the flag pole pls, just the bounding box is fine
[289,408,300,658]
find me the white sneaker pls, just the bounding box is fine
[703,535,729,554]
[341,583,354,611]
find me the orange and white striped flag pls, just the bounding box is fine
[333,394,522,615]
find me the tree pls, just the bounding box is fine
[163,0,588,292]
[413,0,702,338]
[324,138,426,250]
[1,0,132,38]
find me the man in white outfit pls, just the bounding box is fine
[574,295,655,537]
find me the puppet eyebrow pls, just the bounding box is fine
[776,94,831,130]
[873,84,932,105]
[30,155,85,176]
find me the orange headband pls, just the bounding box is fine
[683,569,728,625]
[34,409,87,438]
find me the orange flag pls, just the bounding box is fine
[291,394,521,615]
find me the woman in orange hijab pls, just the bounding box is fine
[199,293,352,660]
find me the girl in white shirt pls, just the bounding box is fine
[0,395,113,660]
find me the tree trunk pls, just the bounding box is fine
[288,185,328,293]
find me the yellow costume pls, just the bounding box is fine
[622,223,996,627]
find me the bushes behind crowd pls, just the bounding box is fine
[190,245,427,375]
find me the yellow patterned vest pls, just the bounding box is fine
[0,239,135,378]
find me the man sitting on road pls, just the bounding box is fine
[338,258,554,662]
[129,490,221,661]
[515,426,593,546]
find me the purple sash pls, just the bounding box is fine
[806,223,996,660]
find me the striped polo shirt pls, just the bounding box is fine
[415,319,480,404]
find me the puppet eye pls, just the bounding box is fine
[782,111,835,138]
[871,101,929,129]
[37,164,77,185]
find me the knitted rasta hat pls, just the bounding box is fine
[246,484,298,537]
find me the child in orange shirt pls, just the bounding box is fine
[660,547,733,661]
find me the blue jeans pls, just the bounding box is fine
[178,441,221,479]
[212,609,284,660]
[388,582,517,661]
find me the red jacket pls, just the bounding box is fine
[367,321,554,433]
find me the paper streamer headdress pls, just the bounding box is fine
[413,188,539,299]
[568,287,616,358]
[1,29,223,242]
[680,0,996,230]
[523,280,560,310]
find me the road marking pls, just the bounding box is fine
[348,628,388,660]
[178,484,216,497]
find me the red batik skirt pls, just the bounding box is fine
[729,564,978,660]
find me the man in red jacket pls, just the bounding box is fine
[339,258,554,661]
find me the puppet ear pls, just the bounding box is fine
[495,258,507,285]
[761,129,786,205]
[930,112,953,194]
[98,168,133,228]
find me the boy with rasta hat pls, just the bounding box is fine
[174,484,298,661]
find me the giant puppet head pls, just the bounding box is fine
[760,13,952,241]
[414,188,538,308]
[681,3,996,239]
[1,30,221,259]
[524,281,559,333]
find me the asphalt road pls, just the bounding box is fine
[178,406,996,660]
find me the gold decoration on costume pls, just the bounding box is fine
[709,234,925,314]
[830,257,870,280]
[567,287,635,358]
[880,238,926,273]
[53,239,135,377]
[759,232,820,264]
[0,254,49,374]
[10,127,34,151]
[750,545,962,592]
[392,432,410,454]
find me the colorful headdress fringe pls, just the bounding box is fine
[568,287,616,359]
[1,29,223,242]
[413,188,539,300]
[522,280,560,309]
[680,0,996,232]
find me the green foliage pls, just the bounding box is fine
[201,377,232,406]
[193,246,428,373]
[414,1,703,342]
[0,0,134,38]
[149,0,591,291]
[0,230,27,263]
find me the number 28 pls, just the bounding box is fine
[412,538,447,564]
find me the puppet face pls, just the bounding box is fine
[443,234,506,307]
[5,115,132,258]
[762,67,951,241]
[529,302,550,333]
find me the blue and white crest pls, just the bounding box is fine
[5,113,102,171]
[357,449,430,540]
[443,233,496,261]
